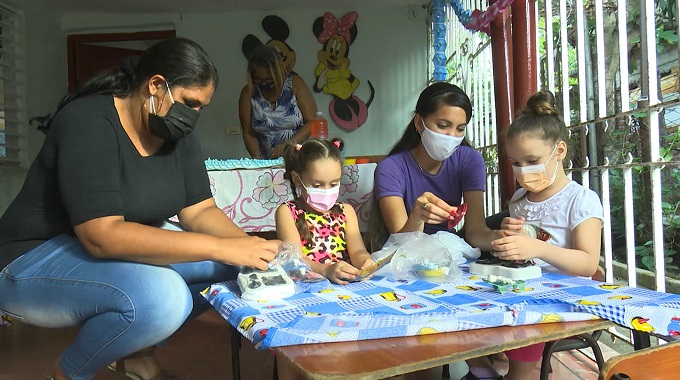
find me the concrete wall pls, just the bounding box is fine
[1,5,430,214]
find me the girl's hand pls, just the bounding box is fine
[357,257,378,280]
[411,192,454,225]
[360,258,377,269]
[323,261,360,285]
[490,235,543,261]
[499,216,526,237]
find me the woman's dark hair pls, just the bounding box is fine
[365,82,474,252]
[507,90,568,144]
[282,137,344,249]
[388,82,473,155]
[38,37,219,132]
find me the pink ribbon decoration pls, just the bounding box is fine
[317,12,358,44]
[465,0,514,35]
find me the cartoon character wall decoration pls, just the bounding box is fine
[312,11,375,131]
[242,15,297,72]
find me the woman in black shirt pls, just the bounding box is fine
[0,37,280,380]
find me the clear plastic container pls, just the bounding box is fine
[310,111,328,139]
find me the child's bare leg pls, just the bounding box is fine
[504,359,539,380]
[504,343,544,380]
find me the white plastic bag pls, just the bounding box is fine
[431,230,481,263]
[373,231,463,283]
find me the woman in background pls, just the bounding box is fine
[238,45,318,158]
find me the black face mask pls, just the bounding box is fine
[258,81,275,92]
[148,82,200,141]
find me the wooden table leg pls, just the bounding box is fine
[231,326,241,380]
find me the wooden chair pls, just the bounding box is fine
[598,341,680,380]
[539,266,607,380]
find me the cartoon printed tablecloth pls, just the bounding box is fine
[203,270,680,349]
[199,163,375,232]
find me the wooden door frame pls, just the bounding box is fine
[67,30,176,91]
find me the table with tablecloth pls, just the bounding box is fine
[201,163,376,232]
[202,268,680,350]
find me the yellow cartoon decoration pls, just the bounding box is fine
[312,11,374,131]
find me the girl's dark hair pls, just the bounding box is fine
[507,90,568,144]
[365,82,474,252]
[282,138,344,249]
[39,37,219,132]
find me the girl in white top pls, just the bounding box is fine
[491,90,603,380]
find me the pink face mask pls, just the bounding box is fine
[300,182,340,212]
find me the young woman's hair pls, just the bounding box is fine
[282,138,345,248]
[246,45,288,97]
[507,90,568,144]
[39,37,219,132]
[365,82,473,251]
[388,82,473,155]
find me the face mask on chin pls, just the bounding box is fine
[419,119,465,162]
[512,145,559,193]
[148,81,200,141]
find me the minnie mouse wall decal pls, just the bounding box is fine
[312,11,375,131]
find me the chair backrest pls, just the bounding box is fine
[598,341,680,380]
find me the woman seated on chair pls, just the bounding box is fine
[0,38,280,380]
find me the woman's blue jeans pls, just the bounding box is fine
[0,234,237,380]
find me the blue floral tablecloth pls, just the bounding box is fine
[203,270,680,349]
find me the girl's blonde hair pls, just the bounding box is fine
[282,138,345,248]
[246,45,287,96]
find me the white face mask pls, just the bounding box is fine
[512,145,559,193]
[420,119,465,161]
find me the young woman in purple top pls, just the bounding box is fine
[368,82,497,253]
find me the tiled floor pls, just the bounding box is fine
[1,309,622,380]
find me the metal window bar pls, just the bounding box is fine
[431,0,501,217]
[537,0,675,303]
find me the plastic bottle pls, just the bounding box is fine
[310,111,328,139]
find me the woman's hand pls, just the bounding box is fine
[323,261,360,285]
[490,234,544,262]
[270,143,285,158]
[410,192,455,225]
[218,236,280,270]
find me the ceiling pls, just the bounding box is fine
[21,0,430,13]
